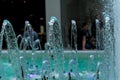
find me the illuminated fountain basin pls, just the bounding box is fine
[0,50,104,80]
[0,18,107,80]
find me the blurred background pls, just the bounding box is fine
[0,0,46,49]
[0,0,45,35]
[0,0,104,50]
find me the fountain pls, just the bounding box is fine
[45,16,64,80]
[114,0,120,80]
[0,16,111,80]
[68,20,79,79]
[0,20,24,80]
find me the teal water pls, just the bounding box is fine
[0,51,104,80]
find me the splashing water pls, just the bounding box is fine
[43,16,64,80]
[0,14,113,80]
[19,20,41,50]
[0,20,42,80]
[68,20,79,80]
[0,20,24,80]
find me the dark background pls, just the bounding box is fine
[0,0,45,35]
[0,0,46,49]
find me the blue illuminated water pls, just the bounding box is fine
[0,18,106,80]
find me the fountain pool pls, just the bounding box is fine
[0,17,110,80]
[0,50,104,80]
